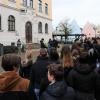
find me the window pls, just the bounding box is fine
[23,0,27,6]
[45,23,48,33]
[30,0,33,8]
[8,15,15,31]
[38,22,42,33]
[45,3,48,15]
[38,0,42,13]
[8,0,16,3]
[0,15,1,30]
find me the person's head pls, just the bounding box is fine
[40,48,47,57]
[78,52,91,64]
[48,64,64,82]
[2,54,21,72]
[49,38,51,41]
[18,39,20,42]
[49,48,59,61]
[41,38,44,41]
[61,45,73,67]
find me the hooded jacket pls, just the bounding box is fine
[68,64,96,93]
[40,81,76,100]
[0,71,29,92]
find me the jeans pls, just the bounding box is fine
[34,88,40,100]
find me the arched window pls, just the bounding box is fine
[8,15,15,31]
[25,21,32,43]
[38,22,42,33]
[0,15,1,30]
[45,23,48,33]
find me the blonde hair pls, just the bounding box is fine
[26,51,33,60]
[25,48,33,63]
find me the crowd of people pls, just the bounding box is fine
[0,37,100,100]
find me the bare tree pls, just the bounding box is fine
[58,20,71,42]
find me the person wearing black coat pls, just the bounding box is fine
[95,67,100,100]
[40,64,76,100]
[29,49,49,100]
[0,91,35,100]
[67,53,97,100]
[60,45,74,85]
[40,38,46,48]
[20,60,33,79]
[49,47,60,64]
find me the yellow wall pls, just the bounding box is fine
[34,0,52,20]
[1,0,21,8]
[16,0,21,8]
[1,0,52,20]
[3,0,8,5]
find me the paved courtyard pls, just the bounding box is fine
[0,44,63,73]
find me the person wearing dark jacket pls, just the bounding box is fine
[95,67,100,100]
[29,48,49,100]
[40,38,46,48]
[0,54,36,100]
[20,51,33,79]
[49,48,60,64]
[60,45,74,85]
[40,64,76,100]
[68,52,96,100]
[20,60,33,79]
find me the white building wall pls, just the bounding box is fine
[0,5,20,45]
[0,4,52,45]
[33,16,52,43]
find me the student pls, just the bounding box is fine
[0,54,29,92]
[68,52,96,100]
[40,64,76,100]
[61,45,74,84]
[29,49,49,100]
[20,51,33,79]
[17,39,21,54]
[0,54,36,100]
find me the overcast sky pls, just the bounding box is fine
[52,0,100,28]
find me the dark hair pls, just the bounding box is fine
[48,64,64,81]
[78,52,90,64]
[50,48,59,61]
[2,54,21,71]
[61,45,71,58]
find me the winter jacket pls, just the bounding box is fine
[29,56,49,90]
[20,60,33,79]
[64,67,73,85]
[0,71,29,92]
[95,68,100,100]
[0,91,35,100]
[68,64,96,100]
[40,81,76,100]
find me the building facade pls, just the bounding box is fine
[82,22,96,38]
[0,0,52,45]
